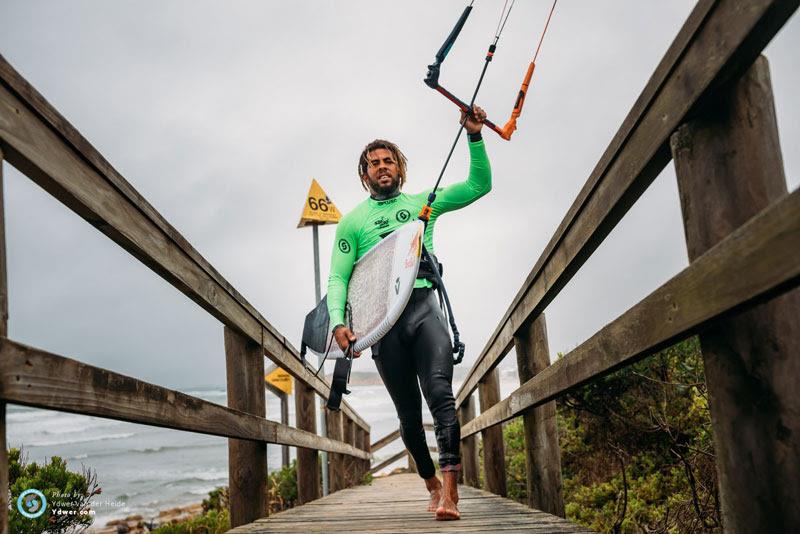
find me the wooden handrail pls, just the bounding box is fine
[0,338,370,459]
[370,423,434,453]
[455,0,798,408]
[462,188,800,437]
[0,55,368,432]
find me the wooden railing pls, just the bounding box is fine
[368,424,436,476]
[455,0,800,531]
[0,55,371,531]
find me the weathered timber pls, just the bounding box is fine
[295,381,321,504]
[265,381,290,468]
[280,393,289,467]
[455,0,799,409]
[462,186,800,437]
[0,60,368,433]
[225,327,268,527]
[514,314,564,517]
[370,423,434,453]
[0,145,6,337]
[342,416,356,487]
[0,146,8,534]
[355,427,366,482]
[228,473,593,533]
[368,450,408,476]
[670,56,800,532]
[325,409,345,492]
[0,338,369,458]
[459,395,479,488]
[478,369,506,496]
[407,453,417,474]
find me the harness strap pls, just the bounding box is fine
[421,245,465,365]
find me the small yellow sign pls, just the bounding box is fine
[265,367,293,395]
[297,179,342,228]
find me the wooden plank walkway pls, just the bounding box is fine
[229,473,594,533]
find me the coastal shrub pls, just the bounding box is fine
[201,485,228,513]
[267,460,298,513]
[9,447,101,534]
[499,338,720,533]
[151,509,230,534]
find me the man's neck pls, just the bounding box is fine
[370,189,401,201]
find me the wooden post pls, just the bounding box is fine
[342,416,355,487]
[294,381,320,504]
[354,428,365,483]
[225,327,267,527]
[459,395,479,488]
[363,430,371,481]
[478,369,507,496]
[325,408,345,492]
[280,392,289,468]
[514,314,565,517]
[0,146,9,534]
[407,454,418,474]
[670,56,800,532]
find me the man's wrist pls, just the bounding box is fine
[332,323,346,335]
[468,131,483,142]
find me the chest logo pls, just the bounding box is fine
[374,216,390,229]
[396,209,411,223]
[338,239,351,253]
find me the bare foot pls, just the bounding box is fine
[435,470,460,521]
[424,476,443,513]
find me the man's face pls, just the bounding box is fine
[362,148,401,196]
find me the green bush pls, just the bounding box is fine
[151,509,229,534]
[267,460,298,513]
[501,338,720,533]
[9,447,100,534]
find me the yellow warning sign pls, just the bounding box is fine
[297,179,342,228]
[265,367,293,395]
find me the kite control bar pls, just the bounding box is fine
[424,0,556,141]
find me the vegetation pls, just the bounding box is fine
[500,338,720,533]
[153,460,300,533]
[9,448,100,534]
[150,509,230,534]
[267,460,298,513]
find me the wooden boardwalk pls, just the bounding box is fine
[229,473,593,533]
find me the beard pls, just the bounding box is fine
[367,174,401,199]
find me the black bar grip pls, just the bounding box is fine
[435,5,473,63]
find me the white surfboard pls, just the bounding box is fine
[313,220,424,358]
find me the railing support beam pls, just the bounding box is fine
[295,381,320,504]
[670,55,800,532]
[478,369,506,496]
[459,395,479,487]
[225,327,267,527]
[514,314,564,517]
[325,408,345,492]
[0,146,9,534]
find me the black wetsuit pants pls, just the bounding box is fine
[373,287,460,479]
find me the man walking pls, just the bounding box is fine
[327,106,491,520]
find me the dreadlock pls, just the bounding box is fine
[357,139,408,191]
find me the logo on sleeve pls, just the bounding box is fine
[395,209,410,223]
[338,239,351,253]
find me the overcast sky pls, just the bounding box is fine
[2,1,798,398]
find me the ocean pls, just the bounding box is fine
[6,382,438,527]
[7,370,522,528]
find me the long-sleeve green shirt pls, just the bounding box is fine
[327,139,491,329]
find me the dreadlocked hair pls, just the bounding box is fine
[357,139,408,191]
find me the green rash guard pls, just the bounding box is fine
[327,139,491,329]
